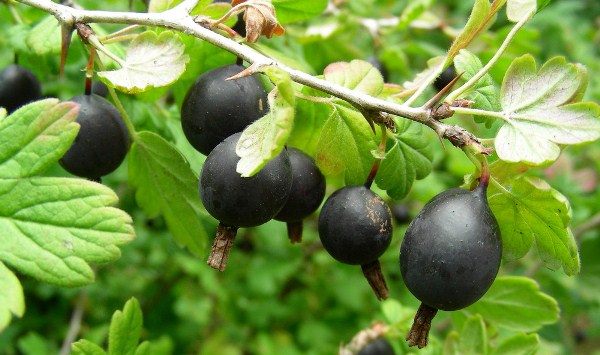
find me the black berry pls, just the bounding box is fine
[60,94,131,180]
[181,64,268,155]
[318,186,393,299]
[391,203,410,225]
[433,66,456,92]
[91,81,109,97]
[0,64,42,114]
[274,147,326,243]
[200,132,292,270]
[400,177,501,348]
[358,337,395,355]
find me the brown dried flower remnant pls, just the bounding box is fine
[232,0,284,43]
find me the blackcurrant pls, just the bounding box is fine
[399,176,501,348]
[0,64,42,114]
[391,203,410,225]
[433,66,456,92]
[318,186,393,299]
[200,132,292,270]
[91,81,109,97]
[60,94,131,180]
[358,337,395,355]
[274,147,326,243]
[181,64,268,155]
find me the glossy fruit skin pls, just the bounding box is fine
[199,132,292,227]
[60,94,131,179]
[358,337,395,355]
[181,64,268,155]
[318,186,393,265]
[274,147,326,222]
[0,64,42,113]
[433,66,456,92]
[400,185,501,311]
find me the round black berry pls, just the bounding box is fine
[318,185,392,299]
[275,147,326,243]
[358,337,395,355]
[91,81,109,97]
[400,182,501,311]
[60,94,131,180]
[199,132,292,228]
[0,64,42,114]
[181,64,268,155]
[319,186,392,265]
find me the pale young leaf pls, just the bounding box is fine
[98,31,190,94]
[0,261,24,332]
[506,0,536,22]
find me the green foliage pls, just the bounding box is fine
[1,0,600,354]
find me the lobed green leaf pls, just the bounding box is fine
[0,178,135,286]
[98,31,190,94]
[323,60,384,97]
[465,276,559,332]
[26,16,62,55]
[108,298,143,355]
[375,119,433,199]
[488,176,580,274]
[129,131,207,256]
[315,103,377,185]
[497,55,600,165]
[0,99,79,179]
[458,315,487,355]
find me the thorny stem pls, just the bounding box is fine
[13,0,475,142]
[445,11,533,103]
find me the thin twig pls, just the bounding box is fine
[59,291,88,355]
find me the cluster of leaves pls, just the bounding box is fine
[1,0,600,354]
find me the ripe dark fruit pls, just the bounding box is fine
[91,81,109,97]
[318,186,393,300]
[399,173,501,348]
[60,94,131,181]
[200,132,292,271]
[391,203,410,225]
[274,147,326,243]
[0,64,42,114]
[181,63,268,155]
[358,337,395,355]
[433,65,456,92]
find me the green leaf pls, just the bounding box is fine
[490,333,539,355]
[458,315,487,355]
[0,261,24,332]
[446,0,506,65]
[72,340,107,355]
[536,0,552,12]
[488,176,580,274]
[98,31,190,94]
[0,177,135,286]
[286,95,328,156]
[0,99,79,179]
[496,55,600,165]
[236,67,295,177]
[315,103,377,185]
[108,298,143,355]
[272,0,328,25]
[506,0,536,22]
[466,276,559,332]
[323,60,384,97]
[454,49,500,126]
[375,119,433,199]
[26,16,62,55]
[129,131,207,256]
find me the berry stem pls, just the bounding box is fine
[406,302,438,349]
[286,221,303,244]
[361,259,389,300]
[364,124,387,189]
[207,223,239,272]
[84,47,96,96]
